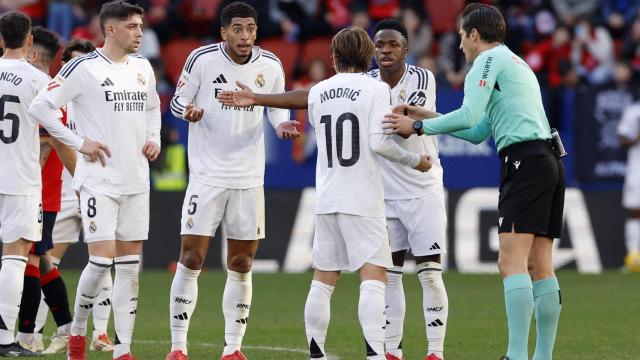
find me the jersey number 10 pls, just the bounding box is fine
[319,112,360,168]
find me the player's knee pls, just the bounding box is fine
[227,254,253,273]
[179,250,205,270]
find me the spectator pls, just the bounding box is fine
[601,0,640,39]
[437,27,469,89]
[551,0,599,27]
[70,13,104,46]
[324,0,351,31]
[402,6,432,64]
[351,4,373,36]
[268,0,332,42]
[526,25,573,88]
[571,17,614,85]
[622,16,640,79]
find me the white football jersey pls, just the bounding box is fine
[369,64,443,199]
[619,104,640,183]
[171,43,289,189]
[308,73,392,217]
[0,59,50,195]
[35,49,161,195]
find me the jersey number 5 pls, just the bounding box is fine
[319,112,360,168]
[0,95,20,144]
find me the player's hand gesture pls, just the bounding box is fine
[184,104,204,122]
[414,154,432,172]
[217,81,256,107]
[276,120,301,140]
[383,113,416,137]
[79,137,111,167]
[142,141,161,161]
[392,104,436,120]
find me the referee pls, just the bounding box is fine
[383,4,564,360]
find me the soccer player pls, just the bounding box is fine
[304,26,430,360]
[16,25,77,355]
[0,11,50,357]
[32,39,116,354]
[165,2,299,360]
[618,100,640,264]
[29,1,161,359]
[383,4,565,360]
[218,18,449,360]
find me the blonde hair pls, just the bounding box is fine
[331,26,374,73]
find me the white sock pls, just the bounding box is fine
[418,261,448,358]
[625,219,640,253]
[16,332,33,345]
[359,280,386,360]
[112,255,140,358]
[304,280,334,359]
[92,270,113,336]
[51,257,61,268]
[222,270,252,356]
[385,267,405,358]
[0,256,28,345]
[169,263,200,354]
[71,256,113,337]
[34,292,48,334]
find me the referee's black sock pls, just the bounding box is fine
[18,264,41,334]
[41,268,72,327]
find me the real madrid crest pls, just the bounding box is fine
[186,217,194,230]
[255,73,265,88]
[137,73,146,86]
[397,89,406,103]
[89,221,97,233]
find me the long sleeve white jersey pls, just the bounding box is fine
[369,64,443,199]
[32,50,161,195]
[309,72,421,218]
[170,43,289,189]
[0,59,50,195]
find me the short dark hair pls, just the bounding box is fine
[61,39,96,63]
[373,19,408,42]
[99,0,145,35]
[0,11,31,49]
[460,3,506,43]
[221,1,257,28]
[32,26,60,63]
[331,26,374,73]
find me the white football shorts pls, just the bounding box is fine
[0,193,42,244]
[52,198,82,244]
[313,213,393,272]
[385,189,447,256]
[623,171,640,209]
[180,182,265,240]
[79,187,149,242]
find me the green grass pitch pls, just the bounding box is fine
[42,270,638,359]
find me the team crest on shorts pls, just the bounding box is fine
[137,73,146,86]
[89,221,97,233]
[398,89,406,103]
[255,73,265,88]
[186,217,194,230]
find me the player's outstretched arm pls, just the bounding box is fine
[276,120,301,140]
[217,81,310,109]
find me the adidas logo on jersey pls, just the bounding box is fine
[212,74,228,84]
[101,77,115,87]
[429,242,441,251]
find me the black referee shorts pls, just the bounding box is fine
[497,140,565,238]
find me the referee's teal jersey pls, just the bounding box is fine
[421,44,551,152]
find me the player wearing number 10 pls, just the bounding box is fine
[0,11,50,357]
[303,27,431,360]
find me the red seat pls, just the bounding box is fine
[161,38,203,84]
[258,37,300,81]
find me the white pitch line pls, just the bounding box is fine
[134,339,341,359]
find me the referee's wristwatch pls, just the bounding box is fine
[412,120,424,136]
